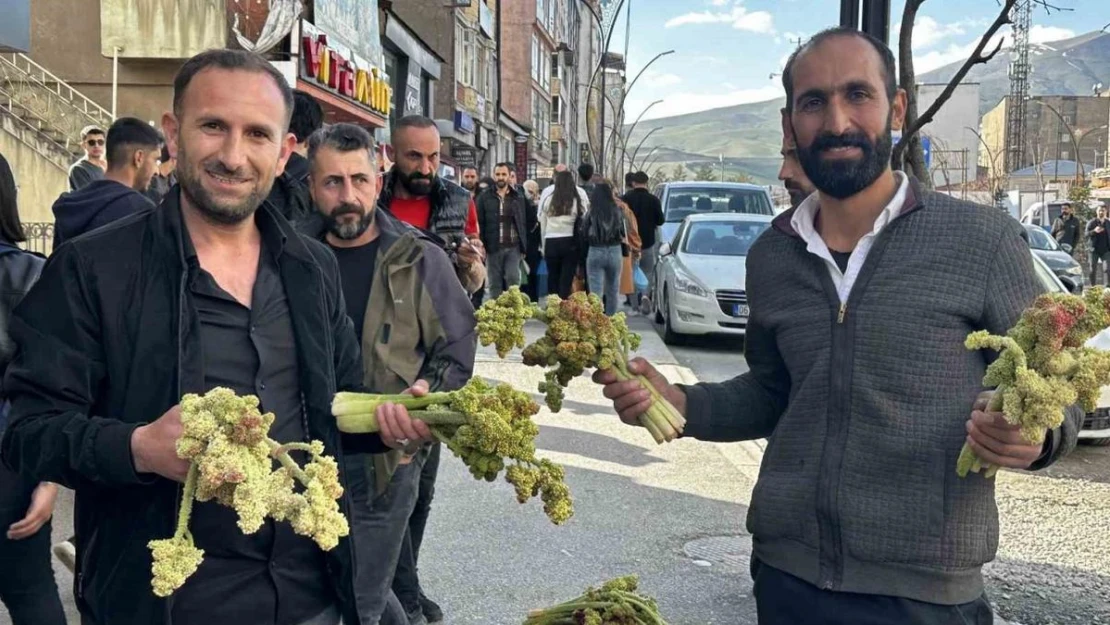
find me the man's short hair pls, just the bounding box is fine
[494,162,513,172]
[81,125,104,139]
[578,162,594,182]
[781,27,897,113]
[625,172,635,187]
[631,171,650,185]
[173,49,293,121]
[106,117,163,169]
[306,122,377,170]
[289,90,324,144]
[462,166,479,175]
[395,115,438,131]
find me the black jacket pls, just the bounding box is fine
[52,178,154,249]
[475,186,527,255]
[1088,218,1110,256]
[1,189,381,625]
[266,152,314,225]
[378,168,471,241]
[0,241,44,429]
[1051,213,1081,250]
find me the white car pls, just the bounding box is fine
[1030,252,1110,445]
[651,213,773,344]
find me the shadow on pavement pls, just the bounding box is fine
[986,557,1110,623]
[421,454,757,625]
[536,423,667,469]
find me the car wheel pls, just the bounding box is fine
[661,288,684,346]
[1080,437,1110,447]
[653,280,665,323]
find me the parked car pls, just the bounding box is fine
[1030,251,1110,445]
[651,181,774,248]
[651,213,773,344]
[1024,224,1085,293]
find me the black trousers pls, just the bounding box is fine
[752,559,993,625]
[544,237,579,299]
[0,464,66,625]
[392,441,443,612]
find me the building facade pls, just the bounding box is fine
[916,82,980,192]
[980,95,1110,181]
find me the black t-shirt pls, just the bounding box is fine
[831,250,852,273]
[330,239,381,343]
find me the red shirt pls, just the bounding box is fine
[389,196,479,236]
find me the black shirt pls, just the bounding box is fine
[623,188,665,249]
[172,213,334,625]
[831,250,852,273]
[330,238,381,343]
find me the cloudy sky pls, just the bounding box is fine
[612,0,1104,121]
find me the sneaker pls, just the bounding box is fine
[420,593,444,624]
[53,539,76,573]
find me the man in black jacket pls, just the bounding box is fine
[51,117,160,249]
[1087,206,1110,285]
[477,162,528,298]
[1,49,431,625]
[622,171,664,309]
[1051,201,1081,256]
[266,89,324,224]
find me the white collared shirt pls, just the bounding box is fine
[790,171,910,303]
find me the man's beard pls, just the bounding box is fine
[327,203,375,240]
[177,144,270,225]
[462,180,476,191]
[785,182,809,210]
[399,169,434,197]
[796,121,892,201]
[496,179,508,189]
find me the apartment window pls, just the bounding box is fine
[536,0,548,31]
[551,53,562,80]
[532,91,550,145]
[538,41,550,91]
[551,141,561,163]
[552,96,561,124]
[1061,151,1070,160]
[531,34,540,82]
[457,21,477,87]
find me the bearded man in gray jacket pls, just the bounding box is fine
[596,27,1082,625]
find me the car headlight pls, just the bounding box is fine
[674,272,709,298]
[1065,265,1083,276]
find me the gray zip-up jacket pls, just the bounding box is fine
[680,178,1083,605]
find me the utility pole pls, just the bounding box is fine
[840,0,890,44]
[1004,0,1032,175]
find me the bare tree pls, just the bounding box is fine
[893,0,1071,185]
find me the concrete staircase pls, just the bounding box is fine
[0,52,114,252]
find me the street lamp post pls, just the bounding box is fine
[1028,98,1085,183]
[579,0,627,179]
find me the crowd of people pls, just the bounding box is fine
[0,24,1087,625]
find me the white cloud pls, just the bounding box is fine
[625,84,785,122]
[910,24,1075,74]
[710,0,730,6]
[912,16,966,48]
[640,70,683,88]
[664,4,775,34]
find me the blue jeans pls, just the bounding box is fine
[344,450,427,625]
[587,245,622,316]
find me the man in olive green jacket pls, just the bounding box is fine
[301,123,476,625]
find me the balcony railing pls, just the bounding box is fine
[20,222,54,256]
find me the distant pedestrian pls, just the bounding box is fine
[777,117,817,210]
[1051,201,1081,254]
[1087,206,1110,285]
[52,117,160,249]
[0,151,65,625]
[266,89,323,224]
[540,170,588,298]
[622,171,664,310]
[68,125,106,190]
[585,182,627,316]
[144,143,177,205]
[477,162,528,299]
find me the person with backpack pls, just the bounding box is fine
[540,170,589,299]
[0,152,66,625]
[585,182,629,315]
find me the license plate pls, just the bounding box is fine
[733,304,750,317]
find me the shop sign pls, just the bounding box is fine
[454,110,475,134]
[453,145,478,168]
[514,138,529,182]
[300,22,392,117]
[478,1,494,38]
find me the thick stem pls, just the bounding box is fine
[271,442,319,456]
[174,463,199,540]
[336,409,470,435]
[610,364,672,440]
[267,438,311,485]
[332,392,456,417]
[957,385,1007,478]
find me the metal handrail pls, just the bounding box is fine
[3,53,113,126]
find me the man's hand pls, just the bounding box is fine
[592,358,687,426]
[377,380,436,449]
[456,236,485,267]
[131,405,191,482]
[965,398,1045,470]
[7,482,58,540]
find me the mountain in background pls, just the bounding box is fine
[919,30,1110,114]
[626,31,1110,182]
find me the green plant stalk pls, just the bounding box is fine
[174,463,200,540]
[956,388,1006,478]
[613,358,686,427]
[332,392,456,417]
[335,408,470,435]
[524,592,665,625]
[611,360,681,442]
[266,438,311,484]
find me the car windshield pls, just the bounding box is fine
[1025,226,1061,251]
[665,187,773,222]
[681,220,770,256]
